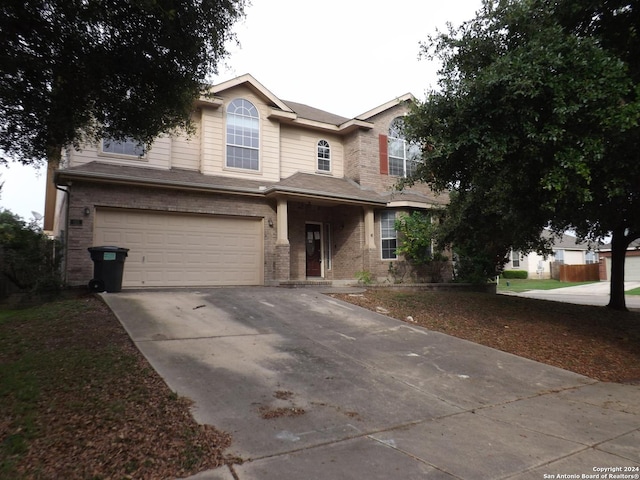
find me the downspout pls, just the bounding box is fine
[55,184,70,286]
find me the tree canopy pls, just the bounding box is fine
[0,0,246,167]
[404,0,640,310]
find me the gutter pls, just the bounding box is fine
[55,170,270,198]
[264,185,387,206]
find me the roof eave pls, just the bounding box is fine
[272,116,373,134]
[356,93,415,121]
[55,170,267,197]
[210,74,294,112]
[265,186,385,206]
[195,96,224,108]
[386,200,445,209]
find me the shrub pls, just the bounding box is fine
[0,210,63,296]
[502,270,528,279]
[355,270,374,285]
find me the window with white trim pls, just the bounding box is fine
[102,138,145,157]
[226,98,259,170]
[317,139,331,172]
[388,117,419,177]
[324,223,332,270]
[554,249,565,264]
[585,251,597,264]
[381,211,397,260]
[511,250,520,268]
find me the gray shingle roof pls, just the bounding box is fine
[266,172,385,205]
[282,100,350,126]
[542,230,599,251]
[56,162,439,208]
[56,162,274,193]
[599,238,640,251]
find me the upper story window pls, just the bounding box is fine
[317,139,331,172]
[226,99,259,171]
[511,250,521,268]
[102,137,145,157]
[381,210,397,260]
[388,117,419,177]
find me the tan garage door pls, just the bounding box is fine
[94,209,263,287]
[604,255,640,282]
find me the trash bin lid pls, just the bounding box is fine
[88,246,130,253]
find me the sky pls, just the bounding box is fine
[0,0,483,223]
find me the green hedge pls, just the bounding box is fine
[502,270,528,279]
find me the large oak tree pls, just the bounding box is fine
[1,0,245,225]
[405,0,640,310]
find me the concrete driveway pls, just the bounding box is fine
[101,287,640,480]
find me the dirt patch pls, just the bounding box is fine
[258,406,306,420]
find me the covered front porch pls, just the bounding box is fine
[265,173,386,284]
[272,197,382,284]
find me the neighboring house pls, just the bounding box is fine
[598,239,640,282]
[504,231,599,279]
[46,74,446,288]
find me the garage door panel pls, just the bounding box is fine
[123,232,144,243]
[101,232,124,244]
[604,256,640,282]
[94,209,263,287]
[166,234,184,246]
[626,256,640,281]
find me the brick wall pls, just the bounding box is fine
[65,181,277,286]
[348,103,438,199]
[286,202,365,280]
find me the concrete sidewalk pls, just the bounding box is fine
[101,288,640,479]
[504,281,640,309]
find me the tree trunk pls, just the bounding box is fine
[607,228,629,311]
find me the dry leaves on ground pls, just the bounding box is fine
[1,294,232,480]
[331,289,640,384]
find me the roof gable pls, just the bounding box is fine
[356,93,415,121]
[210,74,293,113]
[208,74,417,135]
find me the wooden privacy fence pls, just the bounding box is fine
[557,263,600,282]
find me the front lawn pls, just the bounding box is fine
[626,287,640,295]
[0,294,232,479]
[497,278,597,293]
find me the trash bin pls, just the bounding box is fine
[88,246,129,293]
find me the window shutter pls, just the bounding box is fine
[379,134,388,175]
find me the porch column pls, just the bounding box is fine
[364,207,376,249]
[275,198,290,282]
[276,198,289,245]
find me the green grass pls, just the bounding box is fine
[626,287,640,295]
[0,299,127,478]
[0,295,230,478]
[497,278,597,293]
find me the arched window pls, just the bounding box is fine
[317,139,331,172]
[388,117,419,177]
[226,99,259,170]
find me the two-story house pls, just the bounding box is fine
[47,74,446,288]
